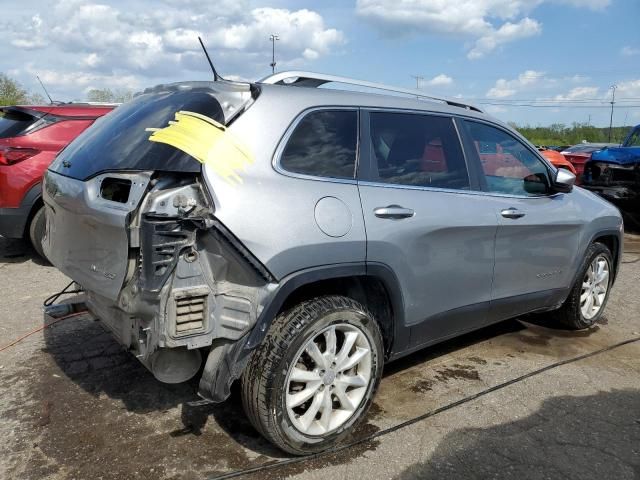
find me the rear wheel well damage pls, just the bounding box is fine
[278,275,395,356]
[198,271,398,403]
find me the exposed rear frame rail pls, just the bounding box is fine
[259,71,483,113]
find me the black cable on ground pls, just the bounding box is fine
[209,335,640,480]
[43,281,84,307]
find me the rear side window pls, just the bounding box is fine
[463,120,551,196]
[369,112,470,190]
[0,109,38,138]
[280,110,357,179]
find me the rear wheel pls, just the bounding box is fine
[241,295,384,455]
[28,205,47,260]
[553,242,613,329]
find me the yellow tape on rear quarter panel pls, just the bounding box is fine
[146,111,254,184]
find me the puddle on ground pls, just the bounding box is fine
[434,364,480,382]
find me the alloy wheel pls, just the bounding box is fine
[285,323,373,436]
[580,254,610,320]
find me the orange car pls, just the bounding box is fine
[539,148,578,182]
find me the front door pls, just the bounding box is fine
[459,119,583,321]
[358,110,497,350]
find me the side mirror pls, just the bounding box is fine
[523,172,550,195]
[553,168,575,193]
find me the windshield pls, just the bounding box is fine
[624,127,640,147]
[0,108,39,138]
[49,81,254,181]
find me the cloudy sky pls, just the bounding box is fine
[2,0,639,126]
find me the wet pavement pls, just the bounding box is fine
[0,236,639,480]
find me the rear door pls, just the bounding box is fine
[459,119,583,321]
[357,110,497,350]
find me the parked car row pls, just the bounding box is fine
[0,103,114,257]
[560,143,618,180]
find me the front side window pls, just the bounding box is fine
[368,112,470,190]
[280,110,357,179]
[463,120,552,196]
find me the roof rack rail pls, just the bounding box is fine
[259,71,482,113]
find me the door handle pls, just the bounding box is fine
[374,205,415,219]
[500,207,525,219]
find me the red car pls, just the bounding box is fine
[539,148,578,177]
[560,143,617,180]
[0,103,115,257]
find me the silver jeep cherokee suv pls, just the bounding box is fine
[43,71,623,454]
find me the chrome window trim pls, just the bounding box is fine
[272,106,360,185]
[356,179,563,199]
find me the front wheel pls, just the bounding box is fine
[553,242,613,329]
[241,295,384,455]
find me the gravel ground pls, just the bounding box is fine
[0,235,639,480]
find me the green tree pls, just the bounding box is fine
[86,88,133,103]
[0,73,29,105]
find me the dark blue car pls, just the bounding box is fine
[583,125,640,230]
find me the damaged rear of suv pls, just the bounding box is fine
[43,80,271,395]
[44,72,622,455]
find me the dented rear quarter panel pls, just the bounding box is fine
[202,87,368,280]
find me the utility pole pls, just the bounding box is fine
[608,84,617,142]
[269,34,280,74]
[410,75,424,89]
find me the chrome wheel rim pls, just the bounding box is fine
[580,255,610,320]
[285,323,372,436]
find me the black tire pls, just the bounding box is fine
[241,295,384,455]
[552,242,613,329]
[28,206,47,260]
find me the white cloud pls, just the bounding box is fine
[468,18,541,59]
[486,70,546,98]
[621,46,640,57]
[4,1,344,96]
[424,74,453,87]
[356,0,608,58]
[553,86,599,101]
[22,63,141,94]
[10,14,47,49]
[616,79,640,99]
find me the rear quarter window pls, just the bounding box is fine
[279,110,358,179]
[49,89,226,181]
